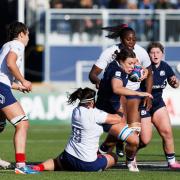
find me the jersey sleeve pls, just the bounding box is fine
[136,46,151,68]
[112,70,124,81]
[9,41,24,56]
[92,108,108,124]
[95,46,117,70]
[166,62,175,80]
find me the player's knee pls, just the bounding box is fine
[106,153,118,167]
[128,122,141,136]
[0,120,6,133]
[130,133,139,147]
[138,141,148,150]
[160,129,173,140]
[140,137,151,146]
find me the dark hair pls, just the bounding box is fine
[114,48,136,63]
[67,87,96,105]
[147,42,164,54]
[102,24,135,40]
[6,21,28,41]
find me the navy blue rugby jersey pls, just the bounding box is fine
[142,61,175,98]
[96,60,128,114]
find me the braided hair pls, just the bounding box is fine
[102,24,135,40]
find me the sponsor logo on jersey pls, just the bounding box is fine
[0,94,5,104]
[115,71,121,77]
[160,70,165,76]
[141,110,147,116]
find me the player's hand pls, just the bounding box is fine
[139,68,148,81]
[21,80,32,92]
[143,96,152,111]
[17,84,30,93]
[169,76,179,88]
[137,92,153,99]
[95,80,101,89]
[95,83,100,89]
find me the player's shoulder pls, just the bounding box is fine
[9,40,24,55]
[10,40,24,49]
[108,60,119,69]
[160,60,171,68]
[104,44,119,52]
[134,44,146,52]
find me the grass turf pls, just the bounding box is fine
[0,123,180,179]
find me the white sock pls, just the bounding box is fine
[16,162,26,168]
[166,153,176,164]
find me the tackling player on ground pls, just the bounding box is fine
[30,87,150,172]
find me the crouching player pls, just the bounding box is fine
[31,87,141,172]
[0,21,38,174]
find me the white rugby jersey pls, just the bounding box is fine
[65,106,107,162]
[0,40,24,87]
[95,44,151,90]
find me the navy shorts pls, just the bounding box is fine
[0,82,17,110]
[59,151,107,171]
[96,99,121,114]
[140,97,166,118]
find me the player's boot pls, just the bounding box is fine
[116,143,124,157]
[127,158,139,172]
[0,159,13,169]
[98,144,110,154]
[169,161,180,169]
[15,165,40,174]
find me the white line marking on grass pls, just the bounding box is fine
[0,140,66,143]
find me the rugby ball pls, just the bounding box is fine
[129,65,143,82]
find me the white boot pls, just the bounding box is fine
[127,158,139,172]
[0,158,11,169]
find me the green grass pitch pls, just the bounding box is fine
[0,123,180,179]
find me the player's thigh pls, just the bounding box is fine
[140,117,153,144]
[1,102,26,120]
[126,98,141,123]
[108,123,126,137]
[152,107,172,135]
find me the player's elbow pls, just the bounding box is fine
[6,61,14,71]
[88,71,95,83]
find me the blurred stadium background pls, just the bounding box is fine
[1,0,180,124]
[0,0,180,122]
[1,0,180,178]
